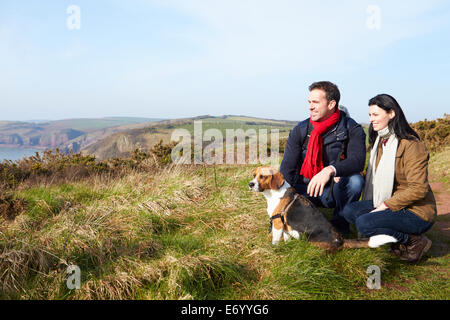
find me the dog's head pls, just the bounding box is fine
[248,166,285,192]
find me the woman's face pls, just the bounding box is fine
[369,105,395,132]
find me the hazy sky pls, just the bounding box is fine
[1,0,449,123]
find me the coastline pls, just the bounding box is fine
[0,146,48,162]
[0,144,48,150]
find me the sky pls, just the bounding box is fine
[1,0,449,124]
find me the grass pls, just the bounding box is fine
[0,158,449,300]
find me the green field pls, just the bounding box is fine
[1,157,448,299]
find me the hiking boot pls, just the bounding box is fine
[388,242,406,257]
[398,234,432,263]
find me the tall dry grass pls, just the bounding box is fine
[0,125,449,300]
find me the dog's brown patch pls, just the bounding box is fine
[253,166,284,191]
[270,192,295,231]
[270,172,285,190]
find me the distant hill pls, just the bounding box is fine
[0,114,301,159]
[0,117,163,152]
[82,115,298,159]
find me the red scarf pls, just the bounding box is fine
[300,108,341,180]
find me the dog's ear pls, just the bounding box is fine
[270,171,285,190]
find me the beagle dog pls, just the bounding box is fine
[248,166,369,252]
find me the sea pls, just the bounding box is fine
[0,147,43,162]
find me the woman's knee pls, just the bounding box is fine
[355,214,374,236]
[341,201,363,223]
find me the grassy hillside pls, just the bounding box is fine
[82,115,296,160]
[48,117,163,132]
[1,116,448,300]
[0,156,448,300]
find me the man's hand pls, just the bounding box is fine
[307,166,335,197]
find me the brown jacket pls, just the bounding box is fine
[375,138,437,222]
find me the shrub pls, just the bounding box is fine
[151,140,177,165]
[410,114,449,153]
[0,192,27,221]
[0,149,107,188]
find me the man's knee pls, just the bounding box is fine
[333,174,364,207]
[346,174,364,195]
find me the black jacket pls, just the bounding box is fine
[280,113,366,190]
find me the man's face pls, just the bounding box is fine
[308,89,336,122]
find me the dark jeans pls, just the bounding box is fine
[341,200,434,243]
[294,174,365,233]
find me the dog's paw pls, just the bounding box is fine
[289,230,300,239]
[272,228,283,245]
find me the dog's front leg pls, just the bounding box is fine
[283,230,291,242]
[272,227,283,245]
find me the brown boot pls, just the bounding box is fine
[389,242,406,257]
[398,234,432,263]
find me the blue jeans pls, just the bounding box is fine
[294,174,365,232]
[341,200,434,243]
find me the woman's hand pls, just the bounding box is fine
[370,202,389,213]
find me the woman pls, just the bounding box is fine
[341,94,436,263]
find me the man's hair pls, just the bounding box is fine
[309,81,340,107]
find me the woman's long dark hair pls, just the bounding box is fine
[368,94,420,148]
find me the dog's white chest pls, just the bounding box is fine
[265,196,281,217]
[263,183,290,217]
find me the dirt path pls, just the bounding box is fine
[430,182,450,215]
[430,182,450,239]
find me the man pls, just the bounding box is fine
[280,81,366,234]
